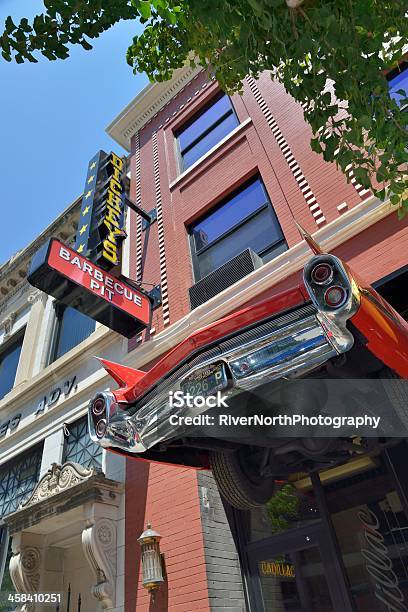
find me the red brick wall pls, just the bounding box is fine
[125,459,210,612]
[253,72,364,222]
[335,210,408,283]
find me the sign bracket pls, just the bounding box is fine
[142,208,157,231]
[125,196,155,225]
[118,275,162,310]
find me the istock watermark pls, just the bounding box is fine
[169,390,229,409]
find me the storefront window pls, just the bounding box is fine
[63,416,102,469]
[258,547,333,612]
[0,444,43,517]
[249,482,320,542]
[0,530,14,612]
[324,458,408,611]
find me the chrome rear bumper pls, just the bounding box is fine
[89,303,354,454]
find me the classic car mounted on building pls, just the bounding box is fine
[88,236,408,509]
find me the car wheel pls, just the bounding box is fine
[381,368,408,431]
[210,449,276,509]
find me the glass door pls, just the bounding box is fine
[247,523,352,611]
[323,455,408,611]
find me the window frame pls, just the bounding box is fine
[386,61,407,109]
[0,327,25,401]
[189,176,287,282]
[175,92,239,172]
[62,415,103,470]
[386,61,407,87]
[0,526,9,589]
[0,443,43,518]
[48,302,96,365]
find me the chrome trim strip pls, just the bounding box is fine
[91,311,350,454]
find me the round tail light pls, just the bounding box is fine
[324,285,347,308]
[311,263,333,285]
[96,419,107,438]
[92,397,106,416]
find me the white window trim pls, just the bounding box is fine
[169,117,252,189]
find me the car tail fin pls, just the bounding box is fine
[295,221,324,255]
[96,357,146,390]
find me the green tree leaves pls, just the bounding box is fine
[1,0,407,213]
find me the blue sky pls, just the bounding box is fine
[0,0,148,264]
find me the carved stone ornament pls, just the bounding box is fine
[82,518,117,609]
[9,547,41,611]
[1,312,16,338]
[27,289,43,305]
[20,462,96,509]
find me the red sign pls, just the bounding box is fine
[48,240,151,325]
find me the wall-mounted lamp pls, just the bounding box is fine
[138,523,165,600]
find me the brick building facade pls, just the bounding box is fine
[0,62,406,612]
[105,65,408,611]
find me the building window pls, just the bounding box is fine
[50,304,95,363]
[190,177,287,281]
[387,62,407,107]
[0,444,43,517]
[0,330,25,401]
[0,528,15,602]
[63,416,102,470]
[373,264,408,321]
[176,93,239,171]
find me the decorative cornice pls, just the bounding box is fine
[106,64,203,150]
[0,281,31,320]
[1,311,16,339]
[20,461,96,509]
[0,197,81,305]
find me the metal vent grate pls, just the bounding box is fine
[189,248,263,309]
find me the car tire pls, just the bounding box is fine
[381,368,408,431]
[210,450,276,510]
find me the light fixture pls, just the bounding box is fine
[138,523,165,600]
[310,262,333,285]
[324,285,347,308]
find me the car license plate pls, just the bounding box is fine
[181,363,228,398]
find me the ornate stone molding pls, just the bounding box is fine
[0,197,80,308]
[20,462,96,509]
[82,518,117,609]
[27,289,43,305]
[9,547,41,611]
[1,311,16,338]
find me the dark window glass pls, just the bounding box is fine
[51,305,95,362]
[190,178,287,280]
[0,331,24,401]
[193,180,269,251]
[388,65,407,106]
[63,416,102,470]
[374,266,408,321]
[0,444,43,517]
[324,457,408,611]
[177,93,239,171]
[0,531,15,603]
[248,482,320,542]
